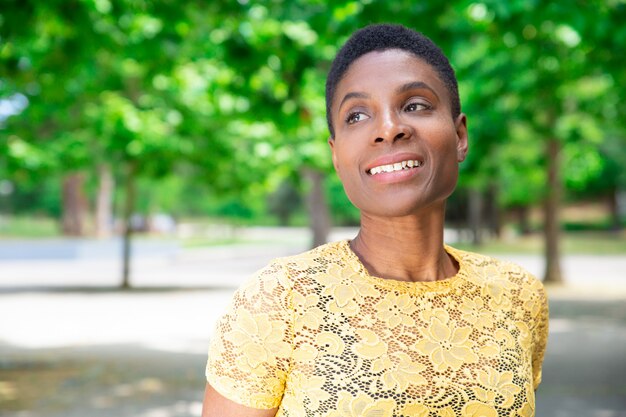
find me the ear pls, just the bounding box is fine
[328,137,340,172]
[454,113,468,162]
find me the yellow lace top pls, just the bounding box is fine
[206,240,549,417]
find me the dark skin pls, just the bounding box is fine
[201,383,277,417]
[328,49,468,283]
[201,48,468,416]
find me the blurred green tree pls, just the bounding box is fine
[0,0,236,286]
[1,0,625,287]
[453,0,626,283]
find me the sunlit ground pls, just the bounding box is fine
[1,227,625,416]
[0,290,230,417]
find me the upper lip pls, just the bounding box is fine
[365,152,424,173]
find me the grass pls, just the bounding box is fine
[0,216,60,238]
[454,231,626,255]
[1,215,625,255]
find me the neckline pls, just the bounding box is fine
[340,239,466,292]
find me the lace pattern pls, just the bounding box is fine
[206,240,549,417]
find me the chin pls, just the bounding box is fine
[347,187,456,219]
[354,197,447,219]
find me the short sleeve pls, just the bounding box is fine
[531,283,549,389]
[206,260,294,409]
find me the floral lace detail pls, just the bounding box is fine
[206,240,549,416]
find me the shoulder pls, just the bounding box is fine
[268,240,349,279]
[448,245,545,294]
[238,240,349,298]
[278,240,349,266]
[449,246,548,328]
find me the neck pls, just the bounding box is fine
[350,207,458,282]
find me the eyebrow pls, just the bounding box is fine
[396,81,439,99]
[338,91,369,110]
[338,81,439,111]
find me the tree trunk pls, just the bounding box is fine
[543,137,563,284]
[486,183,501,239]
[61,172,88,236]
[303,168,330,248]
[468,187,483,246]
[121,164,137,289]
[516,205,531,235]
[608,188,622,232]
[95,164,114,239]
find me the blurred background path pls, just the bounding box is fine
[2,1,626,415]
[1,228,625,416]
[2,227,626,292]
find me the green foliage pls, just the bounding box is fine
[454,231,626,255]
[267,180,302,226]
[326,175,360,226]
[1,175,62,217]
[0,215,60,237]
[1,0,625,225]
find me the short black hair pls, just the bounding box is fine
[325,23,461,138]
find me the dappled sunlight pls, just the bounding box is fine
[135,401,203,417]
[547,318,576,333]
[90,378,166,409]
[0,291,232,350]
[1,0,625,415]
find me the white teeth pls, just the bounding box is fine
[368,160,421,175]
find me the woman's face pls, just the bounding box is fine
[328,49,468,218]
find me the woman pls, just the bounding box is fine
[202,23,548,417]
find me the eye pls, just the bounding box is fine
[345,111,369,125]
[404,101,431,112]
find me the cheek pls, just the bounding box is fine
[333,153,364,206]
[333,141,360,172]
[434,147,461,195]
[433,141,460,176]
[432,125,460,157]
[427,127,461,188]
[338,165,362,193]
[337,174,361,210]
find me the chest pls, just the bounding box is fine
[284,287,536,416]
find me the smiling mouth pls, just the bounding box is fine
[367,160,422,175]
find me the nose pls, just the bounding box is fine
[373,110,411,144]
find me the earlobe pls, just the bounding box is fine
[457,148,467,162]
[455,113,469,162]
[328,137,339,172]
